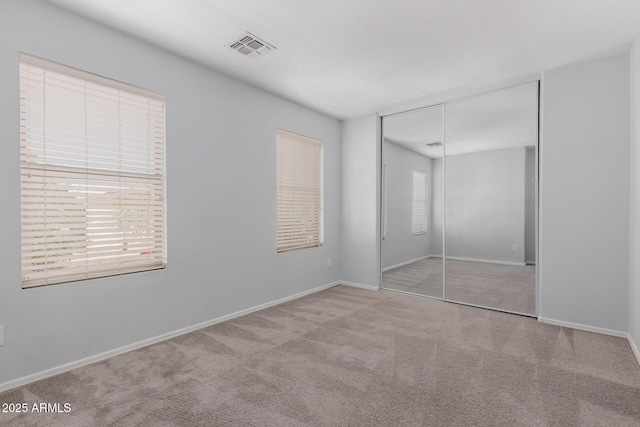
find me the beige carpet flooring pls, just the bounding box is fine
[382,257,444,298]
[2,285,640,426]
[383,258,535,315]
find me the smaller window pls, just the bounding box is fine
[412,170,428,235]
[276,129,323,253]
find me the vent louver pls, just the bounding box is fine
[230,33,276,58]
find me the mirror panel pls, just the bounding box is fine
[444,82,538,314]
[381,105,444,298]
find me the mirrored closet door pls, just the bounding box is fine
[381,105,444,298]
[444,82,538,315]
[380,81,539,316]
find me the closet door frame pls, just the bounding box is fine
[378,77,541,318]
[379,103,445,300]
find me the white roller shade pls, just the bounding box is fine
[20,54,166,288]
[276,129,323,253]
[412,170,428,235]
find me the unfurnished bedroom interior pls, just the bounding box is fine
[1,0,640,425]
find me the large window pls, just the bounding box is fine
[19,54,166,288]
[412,170,428,235]
[276,129,323,253]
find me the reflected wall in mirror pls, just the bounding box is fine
[381,105,444,298]
[444,82,538,315]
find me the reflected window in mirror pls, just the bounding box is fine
[412,170,428,235]
[381,163,387,240]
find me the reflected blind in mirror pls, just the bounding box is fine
[412,170,428,235]
[381,162,387,240]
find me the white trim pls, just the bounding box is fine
[380,287,443,301]
[340,281,380,291]
[628,333,640,367]
[0,281,340,393]
[630,39,640,370]
[20,53,165,101]
[376,114,383,291]
[379,73,542,117]
[382,255,433,272]
[442,104,447,300]
[447,298,535,318]
[444,256,526,267]
[537,75,544,318]
[537,317,628,338]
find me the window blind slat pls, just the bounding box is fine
[23,264,165,289]
[22,138,164,160]
[20,54,166,287]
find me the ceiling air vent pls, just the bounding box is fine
[230,32,276,58]
[426,141,443,147]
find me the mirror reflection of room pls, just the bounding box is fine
[380,82,538,316]
[381,105,444,298]
[444,82,538,315]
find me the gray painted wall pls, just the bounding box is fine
[341,54,632,334]
[0,0,342,386]
[381,142,433,269]
[341,113,380,287]
[0,0,635,390]
[445,147,526,264]
[541,52,630,332]
[525,147,536,264]
[630,39,640,350]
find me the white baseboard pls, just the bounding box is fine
[0,281,340,393]
[383,255,526,268]
[445,256,526,267]
[382,255,432,272]
[339,281,380,291]
[628,333,640,367]
[537,317,628,338]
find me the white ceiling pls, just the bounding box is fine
[384,82,538,158]
[45,0,640,119]
[384,105,444,158]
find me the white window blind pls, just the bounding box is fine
[381,162,387,240]
[276,129,323,253]
[412,170,428,235]
[20,54,166,288]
